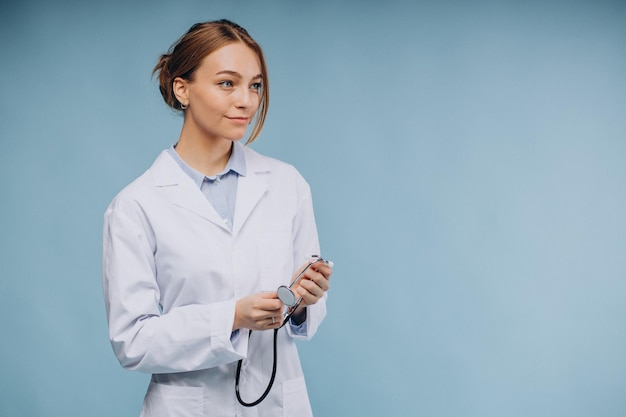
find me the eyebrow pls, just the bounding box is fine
[215,70,263,80]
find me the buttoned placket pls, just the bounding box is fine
[203,174,234,231]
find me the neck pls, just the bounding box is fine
[175,124,234,177]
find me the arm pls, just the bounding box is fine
[102,202,247,374]
[285,177,330,339]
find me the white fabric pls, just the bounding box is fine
[102,146,326,417]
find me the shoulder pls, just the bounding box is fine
[105,151,172,214]
[243,146,314,207]
[243,145,306,182]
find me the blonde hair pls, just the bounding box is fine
[153,20,269,144]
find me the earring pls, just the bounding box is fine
[180,103,188,110]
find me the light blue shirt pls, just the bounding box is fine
[167,142,246,231]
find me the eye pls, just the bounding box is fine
[218,80,234,88]
[250,82,263,92]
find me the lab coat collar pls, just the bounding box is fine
[150,146,270,236]
[233,146,270,237]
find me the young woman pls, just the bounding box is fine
[102,20,332,417]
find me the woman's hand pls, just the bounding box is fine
[233,292,284,331]
[289,259,332,323]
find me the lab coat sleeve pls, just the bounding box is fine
[102,202,248,374]
[286,175,327,340]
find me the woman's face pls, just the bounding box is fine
[177,42,263,143]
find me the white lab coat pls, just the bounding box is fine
[102,145,327,417]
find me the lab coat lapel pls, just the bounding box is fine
[151,151,229,231]
[233,148,269,237]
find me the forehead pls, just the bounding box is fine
[198,42,261,77]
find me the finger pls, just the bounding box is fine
[296,282,324,305]
[291,271,329,302]
[298,268,326,287]
[259,291,279,299]
[306,269,330,291]
[265,315,282,328]
[257,298,284,311]
[296,288,319,307]
[295,258,332,280]
[314,264,333,279]
[300,280,325,298]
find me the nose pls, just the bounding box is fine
[235,87,253,108]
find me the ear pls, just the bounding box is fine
[173,77,189,107]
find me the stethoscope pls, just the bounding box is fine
[235,256,333,407]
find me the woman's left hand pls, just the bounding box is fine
[291,258,332,308]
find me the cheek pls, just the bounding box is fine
[192,87,223,111]
[196,98,226,120]
[252,95,262,113]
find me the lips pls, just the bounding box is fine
[226,116,249,124]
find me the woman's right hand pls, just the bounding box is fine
[233,292,284,331]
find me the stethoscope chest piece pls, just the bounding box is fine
[277,285,297,307]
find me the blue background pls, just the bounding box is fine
[1,1,625,416]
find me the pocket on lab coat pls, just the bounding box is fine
[140,381,204,417]
[282,375,313,417]
[257,228,293,289]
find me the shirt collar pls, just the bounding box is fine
[167,141,247,189]
[228,141,247,177]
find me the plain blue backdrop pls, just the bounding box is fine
[1,1,625,416]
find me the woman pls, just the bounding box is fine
[102,20,332,417]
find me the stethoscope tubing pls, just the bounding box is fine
[235,328,279,407]
[235,256,332,407]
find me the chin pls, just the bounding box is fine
[226,131,247,141]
